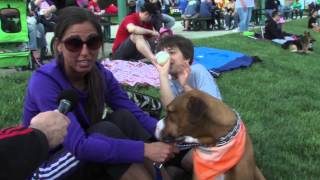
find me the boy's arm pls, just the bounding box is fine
[126,23,159,36]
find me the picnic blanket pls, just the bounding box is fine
[101,59,160,87]
[101,59,162,119]
[194,47,256,73]
[101,47,258,87]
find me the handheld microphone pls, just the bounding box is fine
[57,90,79,114]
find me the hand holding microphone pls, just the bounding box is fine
[57,90,79,114]
[30,90,79,148]
[30,111,70,148]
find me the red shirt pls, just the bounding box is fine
[112,13,153,53]
[87,0,101,12]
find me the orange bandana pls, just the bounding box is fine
[193,122,246,180]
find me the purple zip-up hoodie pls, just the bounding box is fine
[23,60,158,163]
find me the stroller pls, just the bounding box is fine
[0,0,32,69]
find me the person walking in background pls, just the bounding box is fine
[23,7,176,179]
[235,0,255,32]
[0,111,70,180]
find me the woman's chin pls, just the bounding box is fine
[76,65,93,74]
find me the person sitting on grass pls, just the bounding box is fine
[23,7,176,180]
[112,2,159,63]
[264,10,295,44]
[308,10,320,32]
[154,35,222,179]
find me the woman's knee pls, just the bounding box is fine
[87,121,127,139]
[130,34,145,43]
[109,109,136,121]
[106,109,141,129]
[106,109,151,141]
[120,163,154,180]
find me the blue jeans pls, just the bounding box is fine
[27,16,46,50]
[162,13,175,29]
[237,7,253,32]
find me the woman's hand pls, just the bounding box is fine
[144,142,179,163]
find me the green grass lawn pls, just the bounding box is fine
[0,18,319,179]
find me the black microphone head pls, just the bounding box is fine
[57,90,79,112]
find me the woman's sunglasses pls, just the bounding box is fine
[62,35,102,52]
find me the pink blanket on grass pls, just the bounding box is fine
[101,59,160,87]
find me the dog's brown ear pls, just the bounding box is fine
[187,96,208,124]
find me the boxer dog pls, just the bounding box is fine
[160,89,265,180]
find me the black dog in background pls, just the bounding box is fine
[282,31,316,53]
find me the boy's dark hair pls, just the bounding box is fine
[157,35,194,65]
[140,2,157,15]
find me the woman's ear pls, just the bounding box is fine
[55,39,62,54]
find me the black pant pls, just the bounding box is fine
[112,37,156,61]
[66,109,152,180]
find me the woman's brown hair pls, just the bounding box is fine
[53,7,105,124]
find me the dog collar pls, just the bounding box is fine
[175,110,242,150]
[215,110,241,147]
[197,110,242,152]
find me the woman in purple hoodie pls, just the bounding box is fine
[23,7,176,180]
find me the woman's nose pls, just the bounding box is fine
[79,44,90,55]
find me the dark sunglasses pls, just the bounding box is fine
[62,35,102,52]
